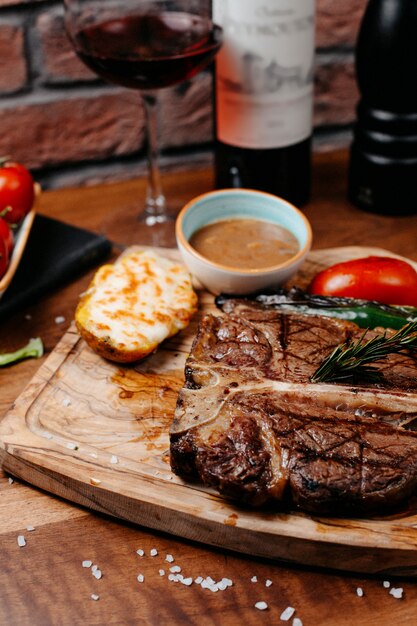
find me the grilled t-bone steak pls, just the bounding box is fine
[170,299,417,514]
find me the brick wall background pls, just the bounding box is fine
[0,0,366,190]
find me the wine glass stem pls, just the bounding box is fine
[142,91,167,222]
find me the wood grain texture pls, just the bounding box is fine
[2,245,417,578]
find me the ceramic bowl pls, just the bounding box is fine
[175,188,312,295]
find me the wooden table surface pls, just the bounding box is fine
[1,150,417,626]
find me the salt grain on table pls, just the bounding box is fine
[356,587,364,597]
[55,316,65,324]
[251,576,258,583]
[293,619,303,626]
[389,587,404,599]
[26,525,35,532]
[136,549,144,556]
[169,565,181,573]
[159,569,165,577]
[17,535,26,547]
[265,579,273,587]
[92,569,102,580]
[150,548,158,556]
[8,477,13,485]
[165,554,174,563]
[82,560,92,568]
[280,607,295,621]
[137,574,144,583]
[62,398,71,407]
[110,455,118,464]
[383,581,391,588]
[255,601,268,611]
[90,594,100,601]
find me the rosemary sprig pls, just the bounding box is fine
[311,321,417,384]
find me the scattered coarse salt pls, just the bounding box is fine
[251,576,258,583]
[90,477,101,486]
[26,525,35,532]
[265,579,273,587]
[136,549,144,556]
[110,455,118,464]
[181,577,193,587]
[255,601,268,611]
[137,574,144,583]
[356,587,364,597]
[222,578,233,588]
[55,316,65,324]
[92,569,102,580]
[91,594,100,601]
[217,580,228,591]
[150,548,158,557]
[159,569,165,577]
[293,619,303,626]
[82,560,92,568]
[8,477,13,485]
[280,607,295,621]
[389,587,404,599]
[194,576,203,585]
[168,574,178,582]
[165,554,174,563]
[66,442,78,450]
[62,398,71,407]
[17,535,26,547]
[383,581,391,588]
[169,565,181,573]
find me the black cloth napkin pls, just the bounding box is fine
[0,214,112,321]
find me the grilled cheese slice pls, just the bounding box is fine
[75,249,198,363]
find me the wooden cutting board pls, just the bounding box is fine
[2,245,417,578]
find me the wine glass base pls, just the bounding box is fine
[140,212,174,226]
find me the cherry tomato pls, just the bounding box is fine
[0,234,8,280]
[0,159,34,226]
[0,217,13,257]
[308,256,417,306]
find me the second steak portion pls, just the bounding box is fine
[170,306,417,514]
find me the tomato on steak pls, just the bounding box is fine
[308,256,417,306]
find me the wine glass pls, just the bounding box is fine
[64,0,222,226]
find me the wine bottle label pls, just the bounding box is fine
[213,0,315,149]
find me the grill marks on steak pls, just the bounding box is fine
[170,304,417,514]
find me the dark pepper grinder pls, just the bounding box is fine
[348,0,417,215]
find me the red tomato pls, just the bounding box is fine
[0,217,13,257]
[0,234,8,279]
[309,256,417,306]
[0,160,34,226]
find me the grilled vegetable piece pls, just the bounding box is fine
[215,287,417,330]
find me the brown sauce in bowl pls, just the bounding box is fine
[189,218,299,270]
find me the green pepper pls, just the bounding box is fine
[215,288,417,330]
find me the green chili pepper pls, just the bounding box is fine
[215,288,417,330]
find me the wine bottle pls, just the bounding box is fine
[212,0,316,207]
[348,0,417,215]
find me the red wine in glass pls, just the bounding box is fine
[65,1,222,227]
[74,13,222,90]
